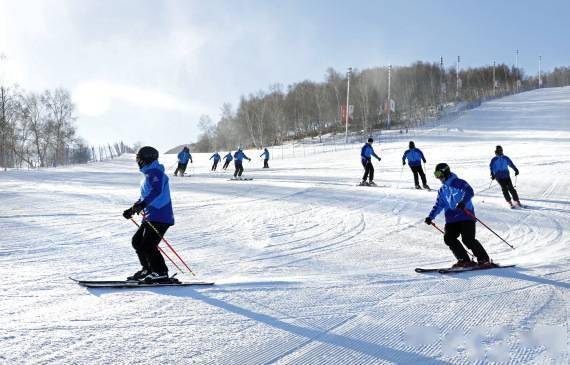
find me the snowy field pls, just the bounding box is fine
[1,87,569,364]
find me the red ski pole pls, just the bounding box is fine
[145,220,196,276]
[129,218,185,273]
[463,209,515,249]
[431,222,445,234]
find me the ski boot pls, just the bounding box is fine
[477,261,497,269]
[423,184,431,190]
[451,260,476,269]
[127,268,149,281]
[141,272,170,284]
[368,181,377,187]
[415,185,422,189]
[359,180,370,186]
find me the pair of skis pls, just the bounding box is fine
[70,277,214,288]
[415,264,515,274]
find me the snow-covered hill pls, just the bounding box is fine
[1,88,569,364]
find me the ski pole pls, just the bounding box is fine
[129,218,185,273]
[463,209,515,249]
[488,179,493,190]
[431,222,444,234]
[145,220,196,276]
[397,164,404,189]
[430,222,476,260]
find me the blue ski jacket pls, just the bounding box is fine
[260,150,270,160]
[138,160,174,225]
[403,148,426,167]
[490,155,518,180]
[224,153,233,161]
[210,153,221,162]
[361,143,380,162]
[177,151,192,164]
[428,173,475,224]
[234,150,250,162]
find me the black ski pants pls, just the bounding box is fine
[497,177,519,202]
[132,221,170,274]
[223,160,230,169]
[362,159,374,182]
[263,159,269,168]
[174,163,188,176]
[444,220,489,263]
[410,164,427,187]
[234,160,244,177]
[212,160,219,171]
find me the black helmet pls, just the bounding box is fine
[495,145,503,155]
[409,141,415,149]
[136,146,159,168]
[367,137,373,143]
[434,162,451,179]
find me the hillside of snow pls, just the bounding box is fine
[1,87,569,364]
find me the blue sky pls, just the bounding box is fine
[1,0,568,150]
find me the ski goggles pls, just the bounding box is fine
[434,170,445,179]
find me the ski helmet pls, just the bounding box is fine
[495,145,503,155]
[367,137,374,143]
[136,146,159,168]
[409,141,415,149]
[434,162,451,179]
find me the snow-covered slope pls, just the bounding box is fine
[1,88,569,364]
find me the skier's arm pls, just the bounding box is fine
[507,157,519,175]
[371,148,381,161]
[489,157,496,179]
[189,153,193,163]
[419,149,426,163]
[402,151,408,165]
[140,171,164,207]
[428,191,445,220]
[457,181,474,209]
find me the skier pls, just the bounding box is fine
[260,148,270,168]
[210,151,221,171]
[174,146,192,176]
[222,152,233,170]
[424,163,493,269]
[360,137,381,186]
[233,147,251,179]
[122,146,175,283]
[402,141,430,189]
[490,145,521,207]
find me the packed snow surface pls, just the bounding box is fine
[1,88,569,364]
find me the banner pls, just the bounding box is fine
[340,105,353,124]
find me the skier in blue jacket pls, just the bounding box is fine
[210,152,221,171]
[222,152,233,170]
[402,141,430,189]
[490,145,520,207]
[233,147,251,179]
[123,146,175,283]
[174,146,192,176]
[360,137,381,186]
[260,148,270,168]
[424,163,492,269]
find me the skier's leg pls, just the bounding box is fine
[233,162,238,177]
[444,222,471,261]
[460,221,490,263]
[131,224,150,270]
[497,178,512,202]
[140,221,169,274]
[411,166,420,187]
[418,165,428,186]
[362,160,369,181]
[368,162,375,182]
[505,177,520,202]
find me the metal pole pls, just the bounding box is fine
[345,66,352,144]
[538,56,542,88]
[515,49,519,92]
[456,56,460,99]
[493,61,497,96]
[387,64,392,129]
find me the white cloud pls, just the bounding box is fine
[73,80,206,117]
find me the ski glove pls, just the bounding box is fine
[514,169,519,176]
[456,202,465,210]
[491,175,495,180]
[377,157,381,161]
[402,161,406,166]
[424,217,433,225]
[122,207,134,219]
[132,201,145,214]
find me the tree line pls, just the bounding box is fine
[0,85,131,169]
[192,61,558,152]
